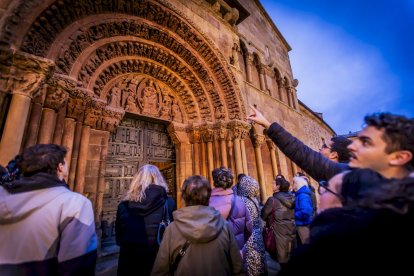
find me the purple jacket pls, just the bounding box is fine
[209,188,252,250]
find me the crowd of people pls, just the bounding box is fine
[1,105,414,276]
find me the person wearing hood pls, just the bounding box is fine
[0,144,97,275]
[151,175,244,276]
[261,176,296,266]
[236,175,266,276]
[115,164,176,276]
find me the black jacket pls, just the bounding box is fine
[115,185,175,276]
[267,122,348,181]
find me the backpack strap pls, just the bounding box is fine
[226,193,237,220]
[170,240,191,274]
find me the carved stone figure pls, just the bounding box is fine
[171,99,182,123]
[140,85,158,116]
[107,84,121,108]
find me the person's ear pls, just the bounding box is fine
[329,151,339,161]
[389,150,413,167]
[57,162,64,173]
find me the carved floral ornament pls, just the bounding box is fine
[0,49,54,98]
[252,133,266,148]
[1,0,245,119]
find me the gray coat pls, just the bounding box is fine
[151,205,244,276]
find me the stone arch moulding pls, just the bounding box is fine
[0,0,246,122]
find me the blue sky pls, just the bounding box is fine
[260,0,414,134]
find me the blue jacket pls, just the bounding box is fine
[294,186,313,226]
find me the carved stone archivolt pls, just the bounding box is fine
[0,0,245,121]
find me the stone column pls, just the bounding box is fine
[0,52,53,165]
[267,138,279,177]
[245,53,253,83]
[167,124,191,209]
[37,108,57,144]
[227,138,236,176]
[213,139,220,169]
[190,128,201,175]
[53,106,67,144]
[95,132,109,222]
[252,133,266,201]
[233,130,243,177]
[37,80,69,144]
[0,94,31,165]
[259,65,266,91]
[24,93,45,148]
[277,78,284,102]
[217,127,228,168]
[200,141,207,177]
[240,130,249,174]
[68,121,83,190]
[75,124,90,194]
[61,117,76,180]
[202,127,215,183]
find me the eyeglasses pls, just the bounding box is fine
[318,181,344,202]
[319,143,332,151]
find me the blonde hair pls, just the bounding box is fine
[124,164,168,202]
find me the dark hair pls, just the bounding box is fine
[364,113,414,170]
[181,175,212,206]
[237,173,247,182]
[212,167,234,189]
[355,175,414,214]
[20,144,67,176]
[275,177,290,192]
[330,136,352,163]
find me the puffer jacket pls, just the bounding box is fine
[209,187,252,249]
[0,173,97,276]
[267,122,348,181]
[294,186,313,226]
[115,185,176,276]
[262,192,296,263]
[151,205,244,276]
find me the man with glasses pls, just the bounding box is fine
[247,105,414,182]
[319,136,352,163]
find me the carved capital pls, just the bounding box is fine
[252,133,266,148]
[0,51,54,98]
[214,127,227,141]
[44,81,69,110]
[101,107,125,132]
[189,128,201,144]
[167,122,189,145]
[201,125,214,143]
[266,138,276,150]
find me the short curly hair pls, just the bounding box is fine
[365,113,414,170]
[212,167,234,189]
[330,136,352,163]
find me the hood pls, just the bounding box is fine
[127,185,167,216]
[0,185,69,224]
[1,172,67,194]
[0,172,70,223]
[275,192,295,209]
[237,176,260,198]
[173,205,224,243]
[296,185,311,196]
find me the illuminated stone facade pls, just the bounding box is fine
[0,0,334,245]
